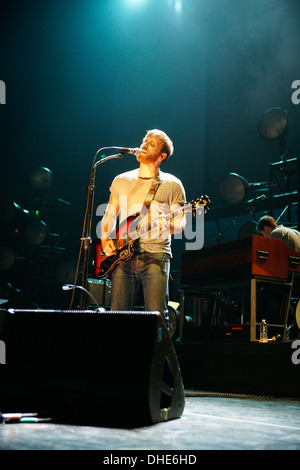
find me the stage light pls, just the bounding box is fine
[0,246,16,271]
[219,173,249,205]
[237,221,257,239]
[258,107,289,159]
[258,107,288,141]
[219,173,269,206]
[175,0,182,14]
[24,220,48,246]
[126,0,147,5]
[3,201,29,226]
[30,167,53,192]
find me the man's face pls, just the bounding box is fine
[260,226,273,237]
[137,134,164,164]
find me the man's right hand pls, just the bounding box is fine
[101,239,116,257]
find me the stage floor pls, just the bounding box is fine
[1,391,300,451]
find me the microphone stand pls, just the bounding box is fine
[209,201,260,245]
[78,148,125,310]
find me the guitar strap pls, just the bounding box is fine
[142,173,162,211]
[137,173,162,230]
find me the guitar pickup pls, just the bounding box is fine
[288,255,300,266]
[257,250,269,261]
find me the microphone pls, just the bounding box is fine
[109,147,141,157]
[62,284,75,290]
[246,194,267,204]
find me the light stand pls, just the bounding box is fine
[257,107,299,227]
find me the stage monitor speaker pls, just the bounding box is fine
[87,278,111,306]
[0,309,185,426]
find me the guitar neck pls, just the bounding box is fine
[128,204,189,241]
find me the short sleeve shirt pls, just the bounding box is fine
[110,168,186,255]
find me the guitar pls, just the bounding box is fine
[93,195,211,278]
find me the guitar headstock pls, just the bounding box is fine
[191,195,211,214]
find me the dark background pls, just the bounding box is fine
[1,0,300,307]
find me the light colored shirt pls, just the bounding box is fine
[271,225,300,252]
[110,168,186,255]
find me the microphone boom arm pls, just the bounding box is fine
[94,153,125,167]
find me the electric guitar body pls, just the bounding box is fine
[93,214,139,278]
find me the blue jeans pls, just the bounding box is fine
[110,251,170,328]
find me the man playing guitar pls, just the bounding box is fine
[99,129,186,329]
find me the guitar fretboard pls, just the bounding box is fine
[128,203,194,241]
